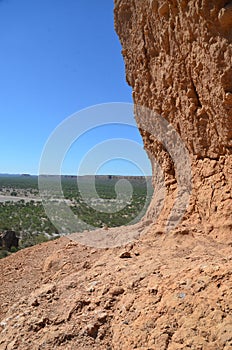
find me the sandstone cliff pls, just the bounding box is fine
[0,1,231,349]
[115,0,232,239]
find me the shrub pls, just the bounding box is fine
[0,250,9,259]
[10,246,19,253]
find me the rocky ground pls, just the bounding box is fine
[0,225,231,349]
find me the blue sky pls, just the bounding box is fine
[0,0,152,176]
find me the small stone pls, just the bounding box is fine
[87,280,98,292]
[30,298,40,307]
[120,251,132,258]
[97,312,108,323]
[66,281,77,289]
[149,286,158,295]
[65,241,78,249]
[82,261,91,269]
[110,287,125,296]
[154,230,164,235]
[85,323,99,338]
[179,280,187,286]
[30,283,55,299]
[104,298,115,310]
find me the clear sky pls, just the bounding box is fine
[0,0,152,176]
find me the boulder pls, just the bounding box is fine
[0,231,19,250]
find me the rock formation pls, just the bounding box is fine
[115,0,232,239]
[0,1,231,349]
[0,231,19,250]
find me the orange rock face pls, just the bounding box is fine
[115,0,232,237]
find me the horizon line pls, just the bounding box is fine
[0,173,152,177]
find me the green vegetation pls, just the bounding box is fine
[0,175,38,190]
[0,175,153,257]
[0,249,9,259]
[0,200,57,234]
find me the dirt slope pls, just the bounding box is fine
[0,232,232,349]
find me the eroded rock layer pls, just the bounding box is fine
[115,0,232,237]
